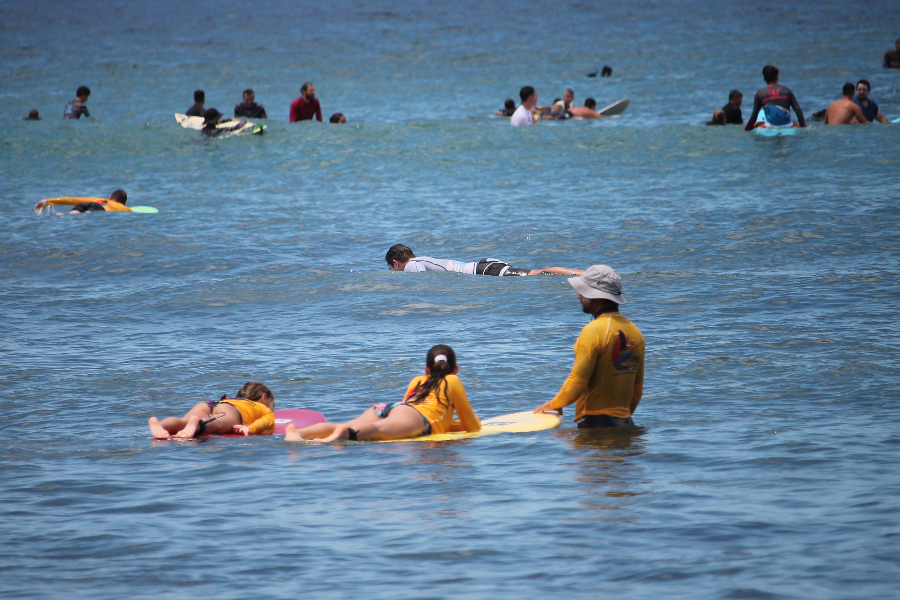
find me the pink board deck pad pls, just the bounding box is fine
[273,409,327,435]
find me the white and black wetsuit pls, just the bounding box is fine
[403,257,529,276]
[746,84,805,128]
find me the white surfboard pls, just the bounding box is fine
[174,113,265,136]
[175,113,205,130]
[598,98,630,116]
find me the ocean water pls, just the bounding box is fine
[2,1,899,599]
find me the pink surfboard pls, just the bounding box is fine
[273,409,327,435]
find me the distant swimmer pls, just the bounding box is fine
[568,98,605,119]
[824,83,870,125]
[34,190,131,215]
[329,112,346,123]
[533,265,645,428]
[23,109,40,120]
[744,65,806,131]
[854,80,888,124]
[883,38,900,69]
[284,345,480,442]
[510,86,538,126]
[148,382,275,439]
[722,90,743,124]
[63,86,90,120]
[706,109,727,126]
[185,90,205,117]
[289,82,322,123]
[385,244,585,276]
[494,98,516,117]
[234,88,267,119]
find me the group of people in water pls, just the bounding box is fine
[148,249,646,443]
[497,86,611,125]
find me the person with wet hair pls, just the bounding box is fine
[329,112,346,123]
[234,88,267,119]
[186,90,205,117]
[285,345,480,442]
[385,244,583,276]
[853,80,887,124]
[24,109,40,120]
[510,85,537,126]
[148,382,275,439]
[289,82,322,122]
[883,38,900,69]
[722,90,743,124]
[744,65,805,131]
[824,83,869,125]
[63,85,91,119]
[34,190,131,214]
[568,98,605,119]
[706,109,727,125]
[494,98,516,116]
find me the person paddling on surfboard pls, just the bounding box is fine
[148,382,275,440]
[35,190,132,214]
[533,265,645,429]
[284,345,481,443]
[568,98,606,120]
[744,65,806,131]
[385,244,584,277]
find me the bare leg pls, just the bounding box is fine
[528,267,585,276]
[148,417,171,439]
[320,405,426,443]
[285,407,381,441]
[152,402,212,436]
[175,404,242,439]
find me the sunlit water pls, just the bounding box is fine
[2,1,899,599]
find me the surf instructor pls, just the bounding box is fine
[534,265,645,428]
[744,65,805,131]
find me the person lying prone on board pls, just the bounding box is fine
[201,108,247,137]
[34,190,131,215]
[148,382,276,439]
[567,98,605,120]
[285,345,480,442]
[385,244,584,276]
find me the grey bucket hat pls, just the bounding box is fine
[567,265,627,304]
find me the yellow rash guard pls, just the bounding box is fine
[402,374,481,435]
[43,197,133,212]
[221,399,275,435]
[550,311,645,420]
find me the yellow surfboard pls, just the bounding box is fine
[380,410,562,443]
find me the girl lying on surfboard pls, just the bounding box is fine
[148,382,275,439]
[284,345,481,443]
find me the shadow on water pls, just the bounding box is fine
[560,426,650,517]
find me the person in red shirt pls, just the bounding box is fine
[289,82,322,122]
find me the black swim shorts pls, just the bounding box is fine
[475,258,529,277]
[576,415,635,429]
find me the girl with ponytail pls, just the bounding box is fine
[285,345,480,443]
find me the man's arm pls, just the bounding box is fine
[533,326,599,413]
[259,105,267,119]
[289,100,298,123]
[744,97,762,131]
[852,104,869,124]
[315,100,322,122]
[629,382,643,415]
[875,110,888,124]
[790,92,805,127]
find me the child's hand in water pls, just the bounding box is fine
[233,424,250,436]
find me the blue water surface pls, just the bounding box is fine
[1,1,899,599]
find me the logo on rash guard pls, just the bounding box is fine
[611,331,636,371]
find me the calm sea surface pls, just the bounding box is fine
[2,1,899,598]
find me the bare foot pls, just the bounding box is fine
[284,424,304,442]
[175,416,200,439]
[319,424,351,443]
[148,417,172,439]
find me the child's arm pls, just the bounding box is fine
[447,376,481,433]
[233,412,275,436]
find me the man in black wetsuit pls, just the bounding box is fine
[883,39,900,69]
[722,90,743,124]
[743,65,806,131]
[186,90,205,117]
[234,88,267,119]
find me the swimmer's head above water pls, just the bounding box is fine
[385,243,415,271]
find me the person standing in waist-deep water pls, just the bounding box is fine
[854,80,888,124]
[722,90,743,124]
[289,82,322,122]
[185,90,205,117]
[533,265,645,429]
[744,65,806,131]
[824,83,870,125]
[706,109,727,125]
[510,85,538,126]
[883,38,900,69]
[63,86,91,119]
[234,88,267,119]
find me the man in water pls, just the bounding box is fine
[63,86,91,120]
[385,244,583,276]
[533,265,645,428]
[186,90,205,117]
[568,98,605,119]
[24,110,40,120]
[550,88,575,120]
[510,86,537,126]
[744,65,806,131]
[289,82,322,122]
[234,88,267,119]
[34,190,131,214]
[854,80,888,124]
[824,83,869,125]
[883,38,900,69]
[722,90,743,124]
